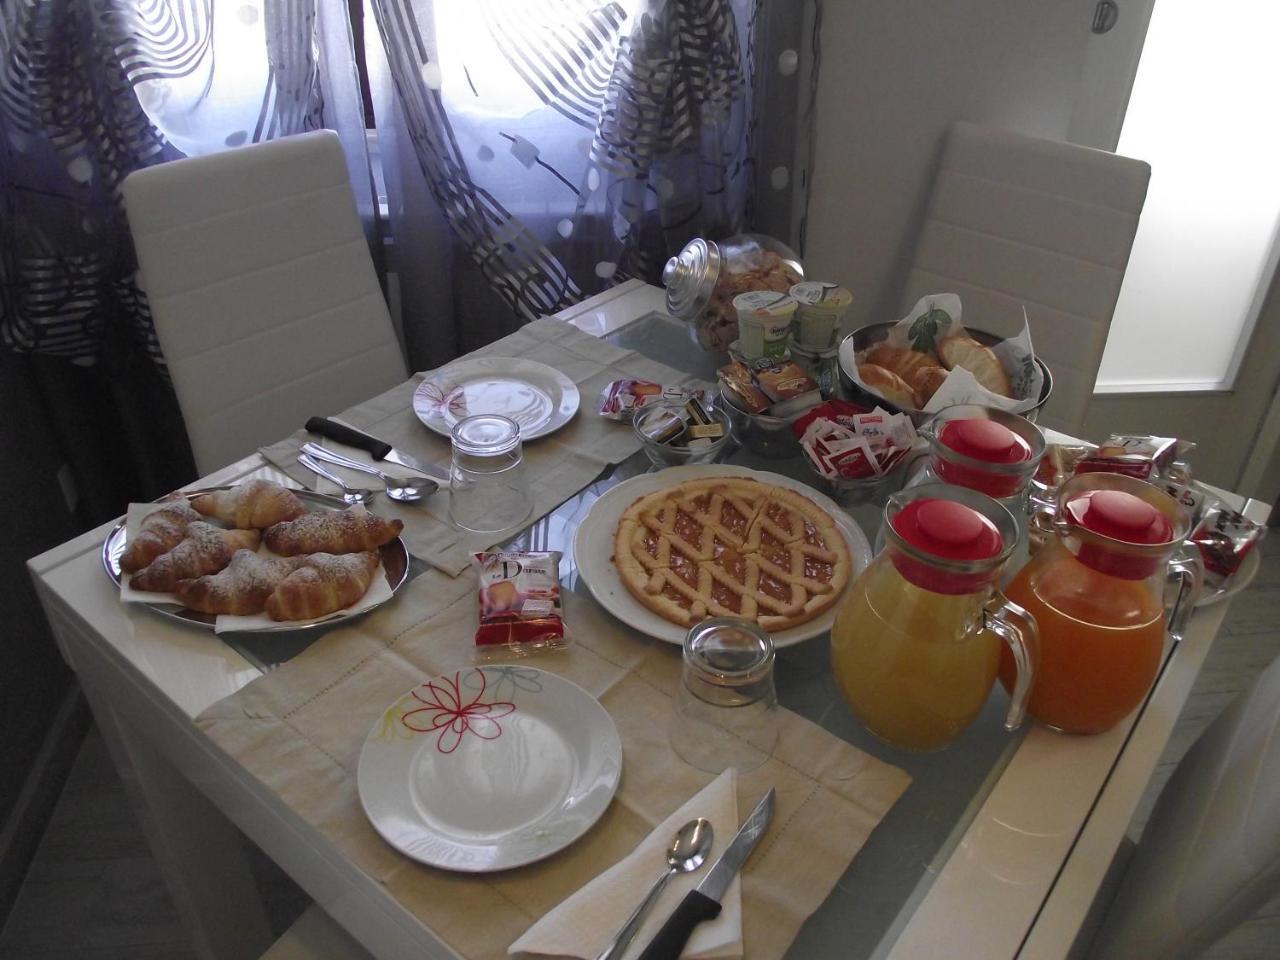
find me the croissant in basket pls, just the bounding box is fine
[131,523,261,593]
[120,500,202,574]
[192,479,307,529]
[265,552,381,621]
[937,336,1013,398]
[263,505,403,556]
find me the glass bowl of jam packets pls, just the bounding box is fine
[632,397,733,468]
[793,400,919,505]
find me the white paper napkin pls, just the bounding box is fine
[510,769,742,960]
[117,502,394,632]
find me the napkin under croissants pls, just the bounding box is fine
[510,769,743,960]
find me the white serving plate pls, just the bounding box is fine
[412,357,579,440]
[573,463,872,647]
[357,666,621,872]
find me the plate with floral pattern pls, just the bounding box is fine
[357,666,622,871]
[412,357,580,440]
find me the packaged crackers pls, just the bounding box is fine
[472,551,569,654]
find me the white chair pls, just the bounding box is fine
[1085,652,1280,960]
[123,131,407,475]
[260,903,373,960]
[901,122,1150,436]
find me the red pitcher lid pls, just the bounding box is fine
[939,418,1030,464]
[1064,488,1174,579]
[891,498,1005,593]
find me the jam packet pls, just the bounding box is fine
[1190,507,1266,591]
[472,551,569,654]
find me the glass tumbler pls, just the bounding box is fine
[448,414,534,534]
[671,618,779,773]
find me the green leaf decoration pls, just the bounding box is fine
[908,306,950,353]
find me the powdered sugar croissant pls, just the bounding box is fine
[131,523,261,592]
[191,479,306,529]
[175,550,305,615]
[120,500,201,574]
[265,552,380,621]
[263,505,403,556]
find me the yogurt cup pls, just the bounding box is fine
[790,281,853,349]
[734,291,797,360]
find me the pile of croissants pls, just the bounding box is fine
[120,479,403,621]
[856,335,1013,411]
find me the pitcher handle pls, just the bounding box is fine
[983,593,1040,732]
[1166,546,1205,644]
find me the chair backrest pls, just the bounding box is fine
[1089,652,1280,960]
[123,131,407,475]
[901,122,1150,436]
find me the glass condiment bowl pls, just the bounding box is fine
[632,402,733,468]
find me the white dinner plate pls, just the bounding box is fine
[357,666,621,872]
[1195,545,1262,607]
[412,357,580,440]
[573,464,873,647]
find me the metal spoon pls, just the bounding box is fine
[296,453,376,506]
[300,442,437,503]
[596,818,714,960]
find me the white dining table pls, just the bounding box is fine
[28,281,1272,960]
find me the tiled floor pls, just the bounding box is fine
[2,551,1277,959]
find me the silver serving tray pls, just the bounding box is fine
[102,487,410,632]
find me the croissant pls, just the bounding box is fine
[857,363,921,411]
[191,479,306,529]
[265,552,380,621]
[911,365,950,405]
[263,505,403,556]
[131,523,261,593]
[120,500,202,574]
[175,550,305,615]
[937,336,1013,398]
[866,345,944,384]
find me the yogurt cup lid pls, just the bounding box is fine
[733,290,797,317]
[790,281,852,308]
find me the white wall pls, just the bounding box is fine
[804,0,1096,328]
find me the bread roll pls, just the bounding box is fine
[857,363,921,411]
[937,336,1013,398]
[866,345,943,383]
[911,365,950,405]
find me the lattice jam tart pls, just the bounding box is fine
[612,477,852,631]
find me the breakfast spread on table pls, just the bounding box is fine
[114,479,403,623]
[612,476,852,630]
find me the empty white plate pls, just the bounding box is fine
[357,666,621,871]
[412,357,580,440]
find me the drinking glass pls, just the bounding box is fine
[671,618,778,773]
[448,415,534,534]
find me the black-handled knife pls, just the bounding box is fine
[304,417,447,482]
[638,788,776,960]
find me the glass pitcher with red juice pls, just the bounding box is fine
[1001,473,1203,734]
[832,485,1039,751]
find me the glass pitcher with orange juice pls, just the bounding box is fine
[1001,473,1203,734]
[831,485,1039,752]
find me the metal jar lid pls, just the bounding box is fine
[663,238,721,319]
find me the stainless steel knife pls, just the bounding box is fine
[304,417,448,483]
[637,788,776,960]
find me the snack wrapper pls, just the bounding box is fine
[839,293,1043,414]
[1190,507,1265,590]
[796,402,917,480]
[598,379,706,421]
[472,551,569,655]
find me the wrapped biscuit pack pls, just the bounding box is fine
[472,551,569,656]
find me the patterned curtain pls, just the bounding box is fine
[367,0,768,327]
[0,0,372,512]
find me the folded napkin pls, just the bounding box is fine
[511,769,743,960]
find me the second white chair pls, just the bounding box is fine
[901,122,1150,436]
[123,130,407,476]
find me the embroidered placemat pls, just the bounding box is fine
[197,565,911,960]
[261,318,704,577]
